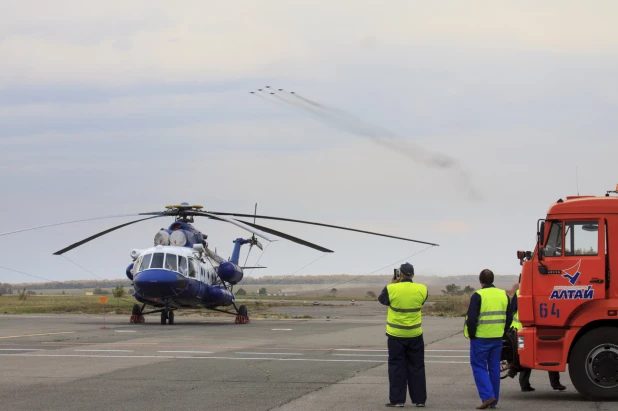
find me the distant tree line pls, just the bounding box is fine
[10,280,133,290]
[7,274,518,290]
[441,284,476,296]
[0,283,13,295]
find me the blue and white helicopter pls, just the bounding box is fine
[46,202,438,325]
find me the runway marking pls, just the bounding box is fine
[157,351,214,354]
[0,353,471,365]
[42,342,158,345]
[334,349,387,352]
[235,352,304,356]
[333,354,386,357]
[0,332,74,340]
[114,330,137,333]
[271,329,293,331]
[333,354,468,358]
[426,350,468,352]
[74,349,134,353]
[0,348,45,351]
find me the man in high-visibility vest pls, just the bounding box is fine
[511,287,566,392]
[464,269,512,409]
[378,262,428,408]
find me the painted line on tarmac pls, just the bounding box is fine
[333,354,386,357]
[271,329,293,331]
[74,349,134,352]
[334,349,468,353]
[333,353,468,358]
[235,352,304,356]
[426,350,468,352]
[0,353,471,364]
[0,348,45,351]
[42,341,158,345]
[158,351,214,354]
[0,332,75,340]
[114,330,137,333]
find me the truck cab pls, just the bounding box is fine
[516,190,618,400]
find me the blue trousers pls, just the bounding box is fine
[387,334,427,405]
[470,338,502,405]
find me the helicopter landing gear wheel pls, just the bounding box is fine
[130,304,145,323]
[168,310,174,325]
[161,310,168,325]
[235,305,250,324]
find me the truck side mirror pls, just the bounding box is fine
[537,221,545,246]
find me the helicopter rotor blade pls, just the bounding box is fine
[207,212,438,246]
[190,211,275,242]
[234,219,333,253]
[0,213,161,238]
[52,215,165,255]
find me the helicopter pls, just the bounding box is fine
[7,202,438,325]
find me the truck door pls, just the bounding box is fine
[536,219,606,326]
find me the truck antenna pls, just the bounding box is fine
[576,166,580,196]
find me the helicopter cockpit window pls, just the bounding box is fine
[544,221,563,257]
[165,254,178,271]
[178,256,188,276]
[138,254,152,272]
[150,253,164,269]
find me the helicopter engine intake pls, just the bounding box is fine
[126,263,134,280]
[154,230,170,246]
[217,262,244,284]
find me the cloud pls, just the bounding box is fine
[2,1,618,88]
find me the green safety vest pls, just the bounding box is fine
[386,281,427,338]
[464,287,508,339]
[512,289,522,330]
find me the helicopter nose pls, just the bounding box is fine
[133,269,187,298]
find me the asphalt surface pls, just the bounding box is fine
[0,302,614,410]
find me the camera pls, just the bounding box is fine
[393,268,400,280]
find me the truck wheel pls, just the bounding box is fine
[569,327,618,400]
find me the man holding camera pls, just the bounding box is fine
[378,263,428,408]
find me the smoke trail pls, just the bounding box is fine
[251,92,290,109]
[253,90,482,200]
[288,93,482,199]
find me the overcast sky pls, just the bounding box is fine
[1,1,618,284]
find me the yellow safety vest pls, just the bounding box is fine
[386,281,427,338]
[464,287,508,339]
[512,289,522,330]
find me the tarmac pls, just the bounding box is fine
[0,301,614,411]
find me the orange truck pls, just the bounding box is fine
[513,187,618,400]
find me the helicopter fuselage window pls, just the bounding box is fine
[188,259,197,278]
[150,253,164,269]
[165,254,178,272]
[138,254,152,272]
[179,256,188,276]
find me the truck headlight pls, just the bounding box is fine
[518,336,524,349]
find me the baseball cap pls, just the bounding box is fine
[400,263,414,275]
